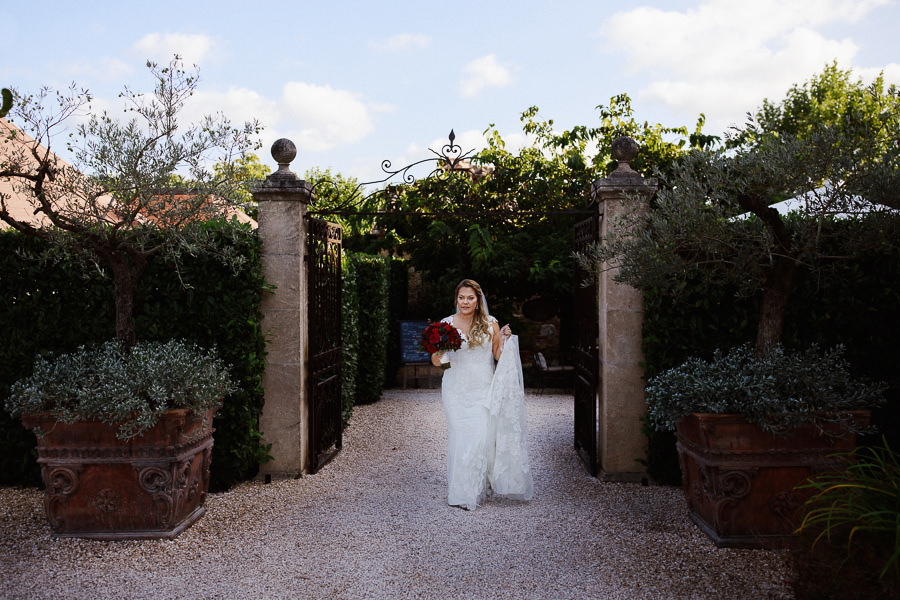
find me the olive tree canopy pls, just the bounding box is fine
[0,57,261,347]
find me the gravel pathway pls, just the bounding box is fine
[0,390,793,599]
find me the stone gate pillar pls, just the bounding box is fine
[255,139,313,478]
[591,137,657,481]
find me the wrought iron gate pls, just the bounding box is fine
[307,216,343,473]
[573,213,601,475]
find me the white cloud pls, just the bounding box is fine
[275,82,375,152]
[61,57,134,83]
[460,54,513,97]
[181,82,377,156]
[370,33,432,51]
[132,33,217,66]
[186,86,275,127]
[601,0,892,133]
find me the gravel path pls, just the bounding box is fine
[1,390,793,599]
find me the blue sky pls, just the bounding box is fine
[4,1,899,183]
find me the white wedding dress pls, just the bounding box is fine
[440,316,534,510]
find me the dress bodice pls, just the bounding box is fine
[440,315,496,407]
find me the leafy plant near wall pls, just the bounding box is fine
[791,438,900,598]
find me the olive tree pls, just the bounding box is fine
[583,65,900,351]
[0,57,261,348]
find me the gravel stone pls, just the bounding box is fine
[0,390,794,599]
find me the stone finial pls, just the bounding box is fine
[610,136,639,177]
[270,138,298,180]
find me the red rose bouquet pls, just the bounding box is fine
[419,321,463,369]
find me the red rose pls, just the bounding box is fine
[430,332,440,344]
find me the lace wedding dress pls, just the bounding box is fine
[440,316,534,510]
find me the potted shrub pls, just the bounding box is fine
[1,58,259,537]
[645,344,885,547]
[578,67,899,546]
[5,340,234,538]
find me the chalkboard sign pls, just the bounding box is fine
[400,320,432,363]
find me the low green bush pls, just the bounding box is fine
[646,344,885,435]
[6,340,235,439]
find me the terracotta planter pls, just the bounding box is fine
[675,411,869,548]
[22,406,217,540]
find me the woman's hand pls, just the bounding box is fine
[431,351,444,367]
[500,324,512,341]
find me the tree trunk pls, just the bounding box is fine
[737,192,798,354]
[756,258,798,353]
[103,251,147,350]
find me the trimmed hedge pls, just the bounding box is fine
[642,215,900,485]
[347,253,390,405]
[385,257,409,387]
[0,222,268,491]
[341,254,360,428]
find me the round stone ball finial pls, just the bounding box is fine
[269,138,298,180]
[611,136,638,162]
[610,136,639,177]
[271,138,297,167]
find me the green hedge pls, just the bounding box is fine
[642,215,900,485]
[341,255,360,428]
[0,222,268,491]
[385,257,409,386]
[347,253,390,405]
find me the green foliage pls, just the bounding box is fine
[347,253,389,405]
[340,255,359,428]
[0,88,12,118]
[586,64,900,351]
[1,57,261,347]
[0,222,269,490]
[364,95,707,321]
[791,438,900,597]
[6,340,234,439]
[305,167,375,248]
[215,152,271,220]
[641,216,900,484]
[645,344,885,435]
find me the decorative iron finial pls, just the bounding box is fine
[449,129,456,145]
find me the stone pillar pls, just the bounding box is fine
[255,139,314,478]
[591,137,657,481]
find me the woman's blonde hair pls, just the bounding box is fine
[455,279,492,348]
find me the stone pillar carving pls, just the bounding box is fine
[255,139,314,477]
[591,137,658,481]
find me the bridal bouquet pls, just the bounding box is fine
[419,322,463,369]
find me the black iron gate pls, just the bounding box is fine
[307,216,343,473]
[573,213,601,475]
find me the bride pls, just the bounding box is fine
[431,279,534,510]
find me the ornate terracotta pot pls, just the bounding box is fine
[22,406,217,540]
[675,411,869,548]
